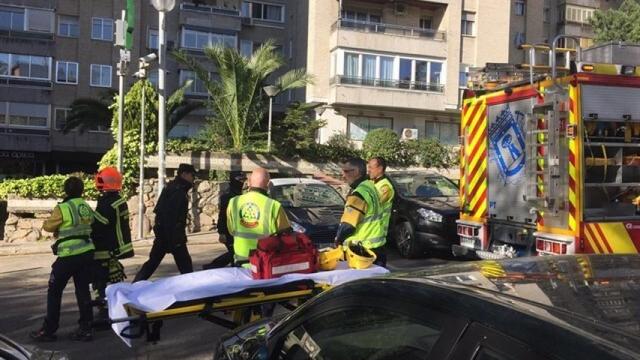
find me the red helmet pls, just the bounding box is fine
[95,167,123,191]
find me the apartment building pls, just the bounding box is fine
[301,0,624,147]
[0,0,292,178]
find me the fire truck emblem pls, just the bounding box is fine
[489,105,526,181]
[239,202,260,228]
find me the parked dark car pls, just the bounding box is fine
[0,333,67,360]
[269,178,344,249]
[214,255,640,360]
[387,171,460,258]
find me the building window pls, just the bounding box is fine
[0,6,25,31]
[459,64,470,88]
[461,12,474,36]
[425,120,458,145]
[4,102,49,128]
[179,70,208,95]
[514,32,526,47]
[181,28,237,50]
[58,15,79,37]
[54,107,70,131]
[243,1,284,22]
[419,16,433,30]
[0,52,51,80]
[240,39,253,57]
[91,17,113,41]
[543,7,550,23]
[515,0,526,16]
[56,61,78,84]
[90,64,112,87]
[148,29,158,49]
[564,5,594,24]
[348,116,393,141]
[340,51,444,91]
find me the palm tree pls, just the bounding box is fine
[62,80,203,134]
[173,40,313,151]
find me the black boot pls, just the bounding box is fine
[29,328,57,342]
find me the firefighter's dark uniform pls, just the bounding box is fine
[91,191,133,303]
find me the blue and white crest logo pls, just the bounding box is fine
[489,105,526,180]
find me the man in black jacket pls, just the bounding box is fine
[133,164,196,282]
[203,171,246,270]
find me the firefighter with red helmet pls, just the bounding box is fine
[91,167,133,326]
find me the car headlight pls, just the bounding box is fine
[291,221,307,233]
[417,208,443,223]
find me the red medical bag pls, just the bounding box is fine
[249,232,318,279]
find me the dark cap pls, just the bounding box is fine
[230,171,247,181]
[178,163,197,175]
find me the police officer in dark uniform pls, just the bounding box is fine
[133,164,196,281]
[203,171,246,270]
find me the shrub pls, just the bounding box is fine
[0,174,99,200]
[412,138,457,169]
[273,102,326,157]
[362,129,402,166]
[301,133,362,162]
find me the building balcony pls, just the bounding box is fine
[0,127,50,152]
[331,75,444,92]
[180,2,241,17]
[329,76,447,111]
[179,6,242,32]
[50,131,112,154]
[330,19,447,57]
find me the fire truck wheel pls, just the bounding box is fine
[394,221,422,259]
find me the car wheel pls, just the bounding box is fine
[395,221,421,259]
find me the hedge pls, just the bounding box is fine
[0,174,99,201]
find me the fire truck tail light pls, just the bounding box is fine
[536,238,569,255]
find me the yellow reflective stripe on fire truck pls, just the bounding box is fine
[585,223,638,254]
[568,84,579,233]
[462,97,488,220]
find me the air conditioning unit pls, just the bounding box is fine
[241,17,254,26]
[395,2,407,16]
[401,128,419,140]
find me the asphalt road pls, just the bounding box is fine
[0,243,457,360]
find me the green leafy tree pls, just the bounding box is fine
[173,40,313,151]
[273,102,326,156]
[97,80,202,195]
[590,0,640,43]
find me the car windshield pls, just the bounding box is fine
[270,183,344,208]
[391,174,458,198]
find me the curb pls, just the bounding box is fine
[0,231,225,256]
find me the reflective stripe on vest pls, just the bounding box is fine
[56,198,95,257]
[230,192,279,258]
[345,180,386,249]
[374,177,395,234]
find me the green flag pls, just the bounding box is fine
[125,0,135,50]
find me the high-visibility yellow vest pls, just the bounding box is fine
[56,198,95,258]
[345,180,386,249]
[374,176,395,235]
[228,191,281,263]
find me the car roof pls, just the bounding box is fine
[269,178,327,186]
[395,254,640,355]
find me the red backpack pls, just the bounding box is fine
[249,232,318,279]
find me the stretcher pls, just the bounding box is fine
[107,263,389,346]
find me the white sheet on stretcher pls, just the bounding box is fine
[107,262,389,346]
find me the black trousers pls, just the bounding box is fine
[204,241,234,269]
[372,246,387,268]
[43,252,94,334]
[133,241,193,282]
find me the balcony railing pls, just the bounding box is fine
[332,19,446,41]
[180,2,240,16]
[332,75,445,93]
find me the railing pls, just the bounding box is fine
[332,19,446,41]
[0,28,53,40]
[180,2,240,16]
[0,77,52,89]
[331,75,445,93]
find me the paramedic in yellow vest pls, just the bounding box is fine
[368,157,395,241]
[227,168,291,266]
[335,158,387,267]
[30,177,96,342]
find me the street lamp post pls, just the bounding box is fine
[263,85,278,152]
[151,0,175,198]
[134,53,157,240]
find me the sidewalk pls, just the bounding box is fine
[0,231,224,256]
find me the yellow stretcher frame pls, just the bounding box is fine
[110,280,331,342]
